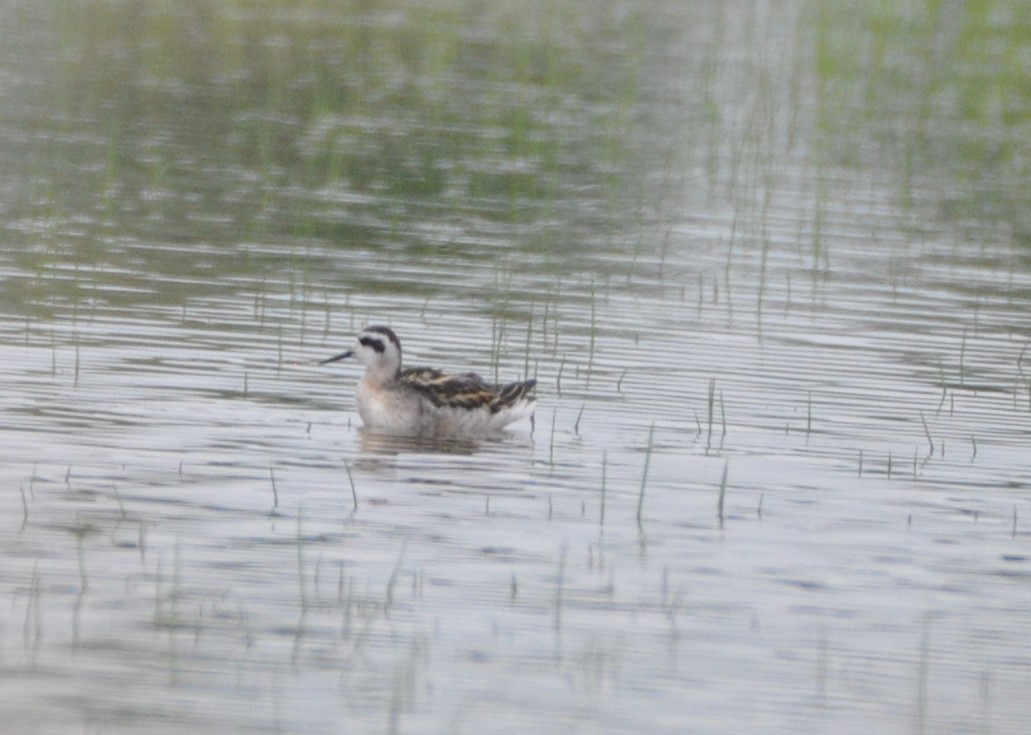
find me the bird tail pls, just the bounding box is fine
[493,379,537,413]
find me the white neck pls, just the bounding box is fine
[362,359,400,385]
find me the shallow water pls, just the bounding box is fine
[2,2,1030,733]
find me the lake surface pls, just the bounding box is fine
[1,2,1030,733]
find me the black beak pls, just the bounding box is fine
[319,350,353,365]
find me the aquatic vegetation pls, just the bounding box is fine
[811,0,1031,240]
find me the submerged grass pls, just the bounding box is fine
[296,506,308,613]
[384,545,406,619]
[23,563,42,655]
[554,543,567,633]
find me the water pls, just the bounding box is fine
[1,2,1030,733]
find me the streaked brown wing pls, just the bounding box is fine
[400,368,536,413]
[399,367,448,386]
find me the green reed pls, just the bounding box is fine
[707,378,716,438]
[959,329,967,386]
[75,525,89,593]
[573,404,585,434]
[717,461,728,528]
[549,407,557,467]
[344,460,358,514]
[523,304,534,379]
[920,412,934,455]
[19,484,29,530]
[637,423,655,529]
[296,506,308,613]
[586,284,597,389]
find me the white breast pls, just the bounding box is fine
[355,377,428,435]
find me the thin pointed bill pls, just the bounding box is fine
[319,350,353,365]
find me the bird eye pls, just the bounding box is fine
[359,336,386,353]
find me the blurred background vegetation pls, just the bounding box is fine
[1,0,1027,252]
[813,0,1030,244]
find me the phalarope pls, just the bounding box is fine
[320,326,537,436]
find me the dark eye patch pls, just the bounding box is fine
[366,325,401,352]
[359,336,386,353]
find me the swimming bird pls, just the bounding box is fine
[319,326,537,436]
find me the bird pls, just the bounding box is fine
[319,325,537,437]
